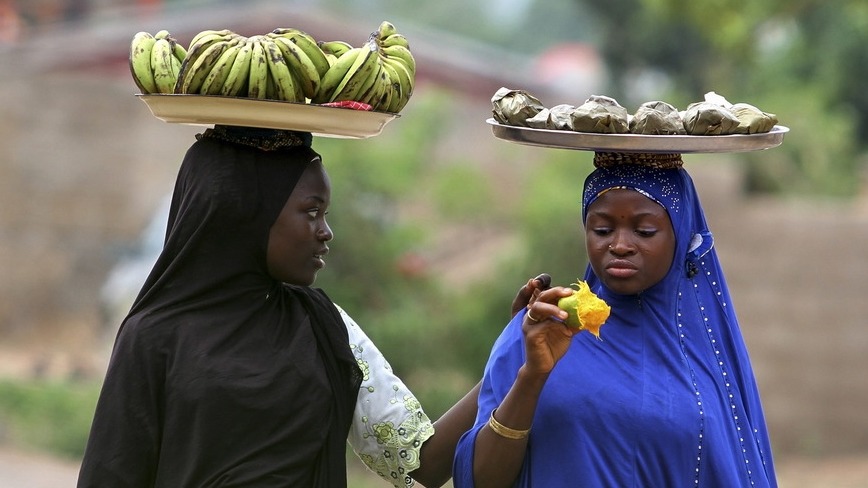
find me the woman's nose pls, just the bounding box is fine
[318,222,333,241]
[609,233,634,254]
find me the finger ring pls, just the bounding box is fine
[526,310,541,322]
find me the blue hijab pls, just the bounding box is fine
[454,163,777,487]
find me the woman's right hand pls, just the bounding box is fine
[522,286,577,375]
[468,286,577,487]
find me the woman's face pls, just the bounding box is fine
[266,160,333,286]
[585,188,676,295]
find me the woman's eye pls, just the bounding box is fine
[637,229,657,237]
[593,228,612,236]
[307,208,329,220]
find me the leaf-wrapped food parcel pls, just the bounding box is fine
[569,95,630,134]
[491,87,545,127]
[526,104,576,130]
[730,103,778,134]
[704,91,733,108]
[629,100,686,135]
[681,101,740,135]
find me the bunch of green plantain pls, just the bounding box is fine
[313,21,416,113]
[168,28,323,102]
[127,21,416,114]
[130,30,187,94]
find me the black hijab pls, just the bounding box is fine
[78,127,362,487]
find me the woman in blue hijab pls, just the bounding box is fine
[453,156,777,487]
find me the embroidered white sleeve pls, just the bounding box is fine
[336,304,435,488]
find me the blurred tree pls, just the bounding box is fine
[577,0,867,197]
[514,147,593,287]
[326,0,598,52]
[306,89,593,416]
[329,0,866,196]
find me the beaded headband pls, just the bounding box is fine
[197,125,312,151]
[593,152,683,169]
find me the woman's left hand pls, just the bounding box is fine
[510,273,552,317]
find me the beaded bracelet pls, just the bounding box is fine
[488,408,531,440]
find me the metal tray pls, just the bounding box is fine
[487,118,789,154]
[138,94,399,139]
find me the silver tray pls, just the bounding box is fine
[138,94,399,139]
[487,118,789,154]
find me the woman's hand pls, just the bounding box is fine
[469,285,576,487]
[510,273,552,317]
[522,286,576,375]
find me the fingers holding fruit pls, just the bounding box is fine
[522,286,575,374]
[523,287,572,324]
[521,282,612,374]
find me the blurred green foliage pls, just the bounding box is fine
[344,0,867,198]
[575,0,868,198]
[312,89,592,418]
[0,379,100,459]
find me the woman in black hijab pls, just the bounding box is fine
[77,126,545,487]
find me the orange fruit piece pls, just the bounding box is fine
[557,280,611,339]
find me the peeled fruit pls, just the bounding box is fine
[557,280,611,339]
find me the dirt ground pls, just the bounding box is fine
[2,444,867,487]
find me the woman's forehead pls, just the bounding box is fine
[289,161,330,196]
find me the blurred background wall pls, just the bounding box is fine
[1,0,867,485]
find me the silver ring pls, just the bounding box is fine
[527,310,541,322]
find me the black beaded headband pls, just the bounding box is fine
[593,152,684,169]
[197,125,312,151]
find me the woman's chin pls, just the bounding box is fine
[601,279,643,296]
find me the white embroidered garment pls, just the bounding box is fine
[337,305,435,487]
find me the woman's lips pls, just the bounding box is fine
[313,249,328,269]
[605,259,638,278]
